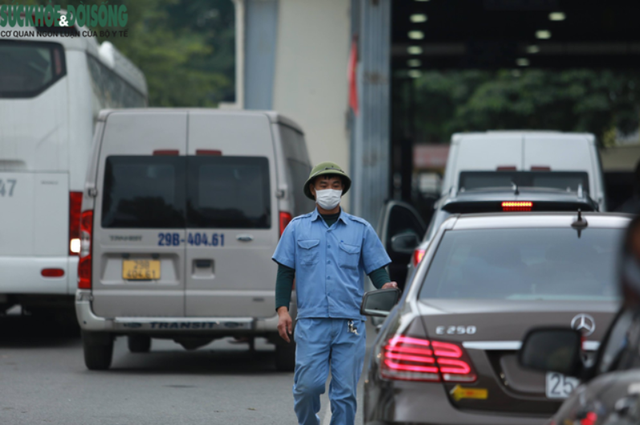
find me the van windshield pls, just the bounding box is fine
[187,156,271,229]
[0,41,66,98]
[101,156,186,228]
[459,171,589,193]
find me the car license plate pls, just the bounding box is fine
[122,259,160,280]
[545,372,580,399]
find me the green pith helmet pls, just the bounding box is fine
[304,162,352,200]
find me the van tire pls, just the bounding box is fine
[82,331,113,371]
[275,341,296,371]
[128,335,151,353]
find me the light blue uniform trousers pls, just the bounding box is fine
[293,318,366,425]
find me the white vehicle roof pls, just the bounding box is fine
[452,131,595,143]
[97,108,302,131]
[1,11,146,96]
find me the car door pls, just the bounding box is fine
[184,111,278,318]
[377,201,426,288]
[92,111,188,317]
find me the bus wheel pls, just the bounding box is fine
[82,331,113,370]
[128,335,152,353]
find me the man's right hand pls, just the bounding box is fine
[277,307,293,343]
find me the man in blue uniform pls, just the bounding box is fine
[272,162,397,425]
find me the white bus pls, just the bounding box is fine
[0,23,147,321]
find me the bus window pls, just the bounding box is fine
[0,41,66,98]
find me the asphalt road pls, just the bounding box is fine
[0,313,375,425]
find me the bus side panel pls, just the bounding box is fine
[66,51,95,193]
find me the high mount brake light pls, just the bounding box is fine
[502,201,533,212]
[412,248,426,267]
[77,210,93,290]
[196,149,222,156]
[380,335,477,382]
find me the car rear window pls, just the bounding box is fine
[101,156,186,228]
[187,156,271,229]
[420,228,623,301]
[459,171,589,193]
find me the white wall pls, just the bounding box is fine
[272,0,351,208]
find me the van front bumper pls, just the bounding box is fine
[75,290,280,334]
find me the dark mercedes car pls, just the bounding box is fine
[361,212,629,425]
[519,306,640,425]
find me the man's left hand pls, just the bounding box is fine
[381,281,398,289]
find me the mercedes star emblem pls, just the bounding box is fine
[571,314,596,336]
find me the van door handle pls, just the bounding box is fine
[194,259,213,268]
[236,234,254,242]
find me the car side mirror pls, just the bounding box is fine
[390,233,420,255]
[518,327,583,377]
[360,288,401,317]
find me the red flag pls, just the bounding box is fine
[348,36,359,115]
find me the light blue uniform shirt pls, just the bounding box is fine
[272,208,391,320]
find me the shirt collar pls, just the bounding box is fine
[311,208,349,226]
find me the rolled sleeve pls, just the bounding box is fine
[361,223,391,275]
[272,221,296,269]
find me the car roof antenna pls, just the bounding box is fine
[571,208,588,238]
[512,181,519,195]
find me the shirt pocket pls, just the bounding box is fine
[338,241,361,270]
[297,239,320,266]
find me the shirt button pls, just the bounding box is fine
[327,260,330,264]
[327,276,331,279]
[328,245,331,248]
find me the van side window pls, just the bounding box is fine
[187,156,271,229]
[288,159,314,216]
[101,156,186,228]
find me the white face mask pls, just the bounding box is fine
[315,189,342,210]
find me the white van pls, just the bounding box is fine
[75,109,314,371]
[0,27,146,320]
[441,131,607,211]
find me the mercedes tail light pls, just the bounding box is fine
[69,192,82,255]
[279,211,293,236]
[502,201,532,212]
[380,335,476,383]
[78,210,93,289]
[412,248,426,267]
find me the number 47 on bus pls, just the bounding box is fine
[0,179,16,197]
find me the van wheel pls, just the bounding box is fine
[82,331,113,371]
[275,341,296,371]
[128,335,151,353]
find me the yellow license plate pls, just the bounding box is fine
[122,259,161,280]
